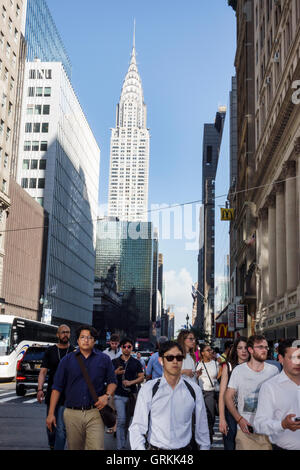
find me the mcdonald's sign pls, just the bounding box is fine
[216,322,234,339]
[221,208,235,221]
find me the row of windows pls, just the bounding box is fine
[29,69,52,80]
[27,104,50,115]
[24,140,48,151]
[21,178,45,189]
[28,87,51,97]
[25,122,49,133]
[22,159,46,170]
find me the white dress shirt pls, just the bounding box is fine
[129,375,210,450]
[254,370,300,450]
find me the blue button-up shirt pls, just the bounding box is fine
[52,349,117,408]
[146,352,163,379]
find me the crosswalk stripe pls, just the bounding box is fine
[0,391,16,397]
[0,395,20,403]
[24,398,38,404]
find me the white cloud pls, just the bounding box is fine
[164,268,194,333]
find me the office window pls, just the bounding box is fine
[34,105,42,115]
[24,141,31,151]
[29,178,37,189]
[45,69,52,79]
[206,145,213,164]
[40,141,48,151]
[27,105,34,115]
[43,105,50,115]
[32,141,39,151]
[42,123,49,133]
[39,159,46,170]
[38,178,45,189]
[36,87,43,97]
[2,179,7,193]
[3,154,8,168]
[28,87,34,97]
[44,87,51,97]
[25,122,32,133]
[21,178,28,189]
[33,123,40,133]
[30,160,38,170]
[22,159,30,170]
[6,128,10,141]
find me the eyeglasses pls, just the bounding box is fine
[122,345,132,349]
[253,346,269,351]
[79,336,94,341]
[163,355,184,362]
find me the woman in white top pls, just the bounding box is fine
[196,344,222,443]
[176,330,200,383]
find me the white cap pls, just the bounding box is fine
[292,339,300,348]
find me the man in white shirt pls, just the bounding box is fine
[225,335,279,450]
[129,341,210,450]
[254,338,300,450]
[103,334,122,360]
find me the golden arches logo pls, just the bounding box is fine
[221,208,235,221]
[216,323,234,338]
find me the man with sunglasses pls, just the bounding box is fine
[112,338,144,450]
[129,341,210,450]
[225,335,279,450]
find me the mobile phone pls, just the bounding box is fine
[295,417,300,422]
[248,425,254,433]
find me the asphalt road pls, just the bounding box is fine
[0,382,117,450]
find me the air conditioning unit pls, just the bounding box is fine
[273,52,280,63]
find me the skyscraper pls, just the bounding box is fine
[17,61,100,327]
[108,29,150,222]
[196,107,226,337]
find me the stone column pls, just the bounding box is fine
[258,208,269,306]
[283,160,298,291]
[267,193,277,301]
[275,181,287,297]
[294,138,300,284]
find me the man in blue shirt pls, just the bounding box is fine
[146,336,168,380]
[46,325,117,450]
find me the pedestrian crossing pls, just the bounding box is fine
[211,417,224,450]
[0,388,39,405]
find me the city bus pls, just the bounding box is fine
[0,315,58,381]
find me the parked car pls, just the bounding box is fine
[15,344,49,396]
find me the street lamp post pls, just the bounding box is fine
[186,314,189,330]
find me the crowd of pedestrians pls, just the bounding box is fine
[38,324,300,451]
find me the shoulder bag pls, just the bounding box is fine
[75,354,116,428]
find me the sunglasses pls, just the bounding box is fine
[163,355,184,362]
[122,345,132,349]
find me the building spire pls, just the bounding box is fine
[133,18,136,49]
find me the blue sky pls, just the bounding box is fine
[49,0,236,330]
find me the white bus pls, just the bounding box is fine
[0,315,58,381]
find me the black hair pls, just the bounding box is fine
[227,336,248,368]
[199,343,210,354]
[214,347,220,354]
[278,338,297,358]
[159,341,184,357]
[119,337,134,348]
[76,325,98,340]
[224,341,233,351]
[110,334,120,343]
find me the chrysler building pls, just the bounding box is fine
[108,30,150,222]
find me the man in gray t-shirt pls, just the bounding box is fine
[225,335,279,451]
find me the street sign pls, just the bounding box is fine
[228,304,235,331]
[221,208,235,221]
[236,304,247,329]
[216,322,234,339]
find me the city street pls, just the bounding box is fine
[0,382,223,450]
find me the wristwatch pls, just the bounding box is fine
[105,393,111,399]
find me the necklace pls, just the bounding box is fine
[57,344,70,361]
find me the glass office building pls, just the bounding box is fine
[96,219,154,338]
[25,0,72,79]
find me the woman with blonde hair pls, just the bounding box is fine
[176,330,201,383]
